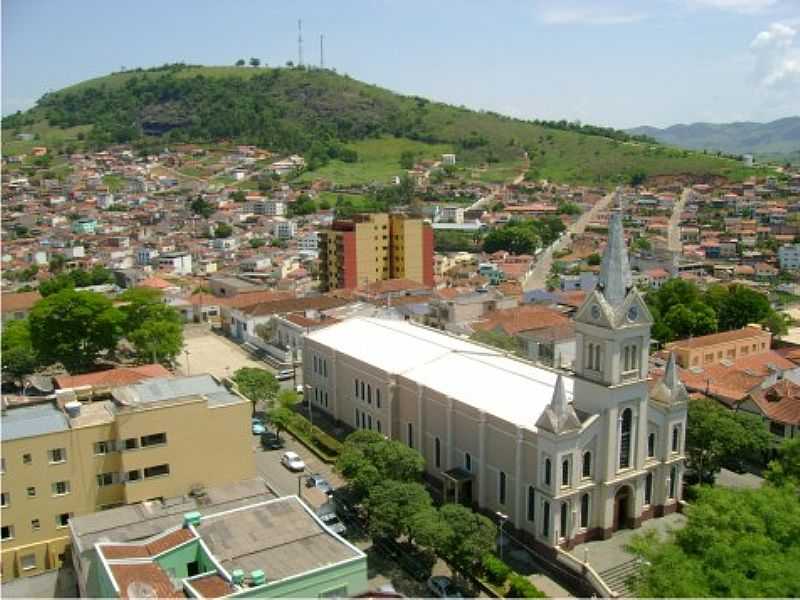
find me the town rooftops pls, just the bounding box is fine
[54,364,171,390]
[472,305,571,336]
[307,317,574,429]
[750,379,800,426]
[112,374,242,409]
[665,325,768,351]
[2,401,69,441]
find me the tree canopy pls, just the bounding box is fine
[118,287,183,364]
[232,367,280,410]
[483,217,565,255]
[1,319,38,381]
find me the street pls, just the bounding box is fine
[668,188,691,253]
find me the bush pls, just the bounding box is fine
[482,554,511,586]
[508,574,547,598]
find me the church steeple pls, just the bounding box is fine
[597,212,633,307]
[536,374,581,433]
[651,352,689,405]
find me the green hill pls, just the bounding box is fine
[2,63,758,185]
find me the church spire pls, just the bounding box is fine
[663,352,680,393]
[597,211,633,307]
[536,374,581,433]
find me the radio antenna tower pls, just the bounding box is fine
[297,19,303,66]
[320,34,324,69]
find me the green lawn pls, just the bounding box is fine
[2,121,91,157]
[296,136,453,186]
[469,160,526,183]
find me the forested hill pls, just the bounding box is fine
[2,63,755,184]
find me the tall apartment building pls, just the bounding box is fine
[318,213,433,291]
[0,375,255,580]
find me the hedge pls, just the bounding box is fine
[482,554,511,586]
[507,574,547,598]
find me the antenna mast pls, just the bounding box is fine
[320,34,324,69]
[297,19,303,66]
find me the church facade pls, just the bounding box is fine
[303,213,687,548]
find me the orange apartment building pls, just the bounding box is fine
[318,213,433,291]
[664,325,772,369]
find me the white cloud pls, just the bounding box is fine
[685,0,779,13]
[750,22,800,88]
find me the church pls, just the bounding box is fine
[303,212,687,547]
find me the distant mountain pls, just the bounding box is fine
[627,117,800,163]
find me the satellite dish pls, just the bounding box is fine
[127,582,157,599]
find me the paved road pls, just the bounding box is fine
[668,188,691,253]
[523,190,617,291]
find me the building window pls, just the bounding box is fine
[360,381,365,400]
[647,432,656,458]
[586,343,594,369]
[55,513,72,528]
[124,438,139,451]
[31,519,40,531]
[672,425,681,453]
[594,345,602,371]
[582,452,592,478]
[52,481,70,496]
[770,422,786,437]
[323,360,327,377]
[1,525,13,540]
[669,466,677,499]
[367,385,372,404]
[355,408,360,427]
[20,554,36,571]
[561,458,570,487]
[559,502,568,539]
[376,388,381,409]
[23,453,32,464]
[645,472,653,505]
[1,492,8,507]
[580,494,590,529]
[542,502,550,537]
[144,464,170,479]
[465,452,472,472]
[544,458,552,486]
[619,408,632,469]
[354,378,359,398]
[48,448,67,464]
[499,471,507,505]
[527,487,536,522]
[96,472,118,487]
[140,433,167,447]
[435,438,441,468]
[0,457,4,473]
[27,486,36,498]
[313,356,318,373]
[376,420,382,434]
[126,469,141,483]
[94,441,114,455]
[407,423,414,449]
[367,415,372,430]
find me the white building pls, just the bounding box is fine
[211,237,238,251]
[251,200,287,216]
[303,213,687,549]
[156,251,192,275]
[442,153,457,166]
[778,244,800,270]
[299,232,319,251]
[274,219,297,240]
[440,206,465,224]
[136,247,159,266]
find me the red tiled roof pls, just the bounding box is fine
[137,276,174,290]
[101,545,150,560]
[144,528,195,555]
[188,574,234,598]
[1,291,42,313]
[473,305,570,336]
[750,380,800,425]
[54,364,171,389]
[110,563,179,599]
[665,325,768,351]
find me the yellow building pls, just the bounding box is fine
[0,374,255,581]
[318,213,433,291]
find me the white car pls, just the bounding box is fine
[276,369,293,381]
[281,451,305,472]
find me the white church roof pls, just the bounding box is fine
[307,317,574,429]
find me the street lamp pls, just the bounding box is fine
[496,511,509,561]
[304,383,313,428]
[184,349,191,376]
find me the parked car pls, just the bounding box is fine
[251,418,266,435]
[260,432,284,450]
[320,512,347,536]
[427,576,462,599]
[281,451,305,472]
[276,369,294,381]
[305,473,334,496]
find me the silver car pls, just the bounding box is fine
[280,451,305,472]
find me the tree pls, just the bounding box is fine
[629,170,647,186]
[214,222,234,238]
[437,504,496,572]
[230,190,246,202]
[409,507,453,551]
[39,272,75,296]
[400,150,416,170]
[235,59,246,66]
[663,302,717,340]
[267,405,293,439]
[288,194,316,216]
[249,57,261,67]
[1,319,39,382]
[128,318,183,364]
[233,367,280,412]
[190,196,214,218]
[250,238,267,248]
[686,398,770,483]
[717,285,772,331]
[764,436,800,489]
[48,253,67,274]
[118,288,171,331]
[587,252,601,266]
[761,310,790,337]
[630,485,800,597]
[29,289,124,373]
[364,480,432,540]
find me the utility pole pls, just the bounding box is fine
[320,34,324,69]
[298,19,303,66]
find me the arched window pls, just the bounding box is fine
[582,452,592,478]
[542,502,550,537]
[499,471,507,505]
[669,466,677,498]
[527,486,535,521]
[647,432,656,458]
[594,344,602,371]
[360,381,365,400]
[367,384,372,404]
[630,345,638,370]
[464,452,472,472]
[645,472,653,505]
[544,458,552,486]
[623,346,630,371]
[586,343,594,369]
[580,494,590,528]
[560,502,568,539]
[619,408,632,469]
[672,425,680,453]
[435,438,441,468]
[561,458,570,487]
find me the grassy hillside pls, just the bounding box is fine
[2,63,759,185]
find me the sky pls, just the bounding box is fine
[2,0,799,129]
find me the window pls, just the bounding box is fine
[360,381,365,400]
[56,513,72,528]
[144,464,170,479]
[544,458,552,486]
[645,472,653,505]
[323,360,327,378]
[407,423,414,449]
[124,438,139,451]
[560,502,568,539]
[31,519,40,531]
[561,458,570,487]
[96,472,118,487]
[20,554,36,571]
[367,415,372,430]
[94,441,114,455]
[582,452,592,478]
[140,433,167,447]
[647,432,656,458]
[376,389,381,409]
[619,408,632,469]
[527,487,536,521]
[367,384,371,404]
[320,585,348,598]
[1,525,13,540]
[27,486,36,498]
[376,420,381,434]
[126,469,141,482]
[23,453,32,464]
[1,457,5,473]
[669,466,677,498]
[1,492,8,507]
[672,425,681,453]
[770,421,786,437]
[465,452,472,472]
[542,502,550,537]
[586,343,594,369]
[355,408,360,427]
[354,378,359,398]
[435,438,441,468]
[499,471,507,505]
[313,356,318,373]
[48,448,66,464]
[324,392,329,408]
[52,481,70,496]
[580,494,590,528]
[594,345,602,371]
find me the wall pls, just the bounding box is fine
[231,557,367,599]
